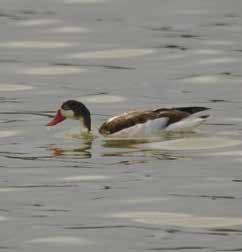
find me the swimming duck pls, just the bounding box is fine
[47,100,210,137]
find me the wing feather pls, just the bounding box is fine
[99,109,191,135]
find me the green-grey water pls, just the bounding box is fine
[0,0,242,251]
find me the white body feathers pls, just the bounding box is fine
[111,116,208,137]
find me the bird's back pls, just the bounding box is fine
[99,106,210,136]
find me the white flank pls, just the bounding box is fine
[166,117,208,132]
[112,118,169,137]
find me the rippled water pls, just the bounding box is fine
[1,0,242,251]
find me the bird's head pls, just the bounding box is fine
[47,100,91,131]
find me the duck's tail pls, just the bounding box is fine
[174,106,210,114]
[166,114,210,132]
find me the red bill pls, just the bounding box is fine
[47,110,66,126]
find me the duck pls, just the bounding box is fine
[47,100,210,137]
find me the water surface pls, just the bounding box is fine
[1,0,242,251]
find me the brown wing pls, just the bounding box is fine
[99,109,190,135]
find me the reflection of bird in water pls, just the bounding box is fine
[48,136,93,158]
[47,100,210,137]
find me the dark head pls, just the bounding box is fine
[47,100,91,132]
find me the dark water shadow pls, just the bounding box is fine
[155,44,188,51]
[149,26,173,32]
[18,9,55,16]
[156,32,202,39]
[224,13,240,18]
[0,59,20,63]
[0,110,55,118]
[218,249,242,252]
[201,21,233,28]
[0,110,110,121]
[0,9,55,21]
[166,228,229,237]
[0,246,17,250]
[212,22,231,26]
[102,138,149,149]
[144,25,201,40]
[169,193,238,200]
[0,11,23,20]
[5,184,78,189]
[1,154,53,161]
[177,73,242,82]
[211,228,242,234]
[148,246,213,251]
[0,97,21,104]
[53,62,136,70]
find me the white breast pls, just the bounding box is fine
[111,118,169,137]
